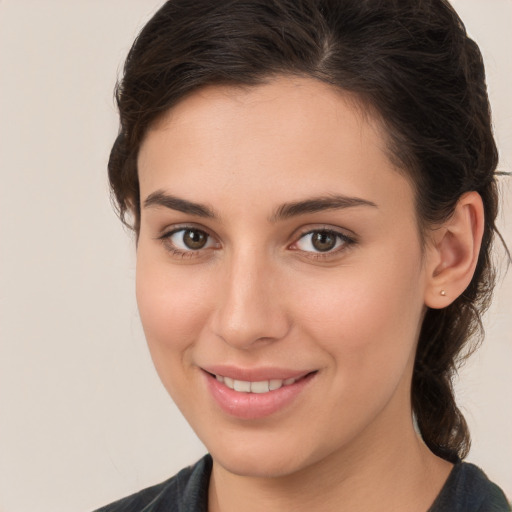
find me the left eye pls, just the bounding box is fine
[294,230,347,253]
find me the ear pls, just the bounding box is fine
[424,191,485,309]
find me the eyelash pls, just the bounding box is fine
[157,225,356,261]
[157,226,217,260]
[290,228,356,260]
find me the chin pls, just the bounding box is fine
[204,428,326,479]
[213,448,306,479]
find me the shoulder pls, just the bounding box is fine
[429,462,510,512]
[92,455,212,512]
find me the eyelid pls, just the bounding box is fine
[156,222,216,241]
[288,225,357,257]
[291,224,357,243]
[154,222,356,260]
[156,223,220,257]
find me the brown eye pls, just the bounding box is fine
[294,229,352,255]
[311,231,337,252]
[182,229,208,249]
[163,227,214,253]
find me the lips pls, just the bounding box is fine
[202,366,317,419]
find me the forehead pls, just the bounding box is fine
[137,76,415,221]
[147,77,381,151]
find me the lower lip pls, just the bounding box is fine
[204,372,316,420]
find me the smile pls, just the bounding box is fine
[214,374,301,394]
[204,369,317,419]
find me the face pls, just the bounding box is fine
[136,77,431,478]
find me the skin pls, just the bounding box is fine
[136,77,482,511]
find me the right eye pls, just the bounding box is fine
[160,227,218,254]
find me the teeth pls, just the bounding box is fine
[234,379,251,392]
[216,375,299,393]
[269,379,283,391]
[250,381,270,393]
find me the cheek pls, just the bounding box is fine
[294,246,425,378]
[135,252,211,366]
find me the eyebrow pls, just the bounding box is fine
[143,190,377,222]
[144,190,216,218]
[269,195,378,222]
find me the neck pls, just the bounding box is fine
[208,409,452,512]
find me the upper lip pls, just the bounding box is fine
[201,365,316,382]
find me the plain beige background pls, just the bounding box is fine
[0,1,510,511]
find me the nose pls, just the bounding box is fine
[209,249,291,350]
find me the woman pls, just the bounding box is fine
[97,0,510,510]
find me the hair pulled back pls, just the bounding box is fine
[109,0,500,463]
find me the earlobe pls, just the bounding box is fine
[424,191,485,309]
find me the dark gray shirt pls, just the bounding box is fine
[94,455,510,512]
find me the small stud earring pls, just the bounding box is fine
[440,290,447,296]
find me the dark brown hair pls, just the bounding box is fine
[109,0,500,463]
